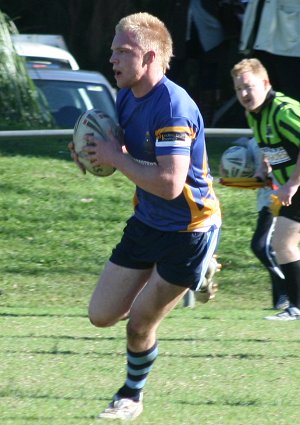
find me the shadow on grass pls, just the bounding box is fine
[177,398,260,407]
[0,138,72,161]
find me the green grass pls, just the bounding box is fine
[1,138,299,424]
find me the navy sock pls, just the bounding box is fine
[280,260,300,309]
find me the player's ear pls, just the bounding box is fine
[143,50,155,66]
[263,78,271,90]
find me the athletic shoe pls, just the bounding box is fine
[195,279,218,303]
[275,294,289,310]
[265,306,300,321]
[97,397,143,421]
[195,256,221,304]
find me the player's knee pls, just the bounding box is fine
[89,306,129,328]
[88,308,114,328]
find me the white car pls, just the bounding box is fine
[29,68,117,128]
[14,41,80,70]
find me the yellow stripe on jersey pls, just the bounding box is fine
[155,126,196,138]
[183,152,220,231]
[183,185,220,231]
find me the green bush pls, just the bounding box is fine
[0,10,55,130]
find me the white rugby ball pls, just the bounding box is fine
[220,145,255,178]
[73,109,121,177]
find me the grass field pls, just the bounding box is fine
[0,138,299,425]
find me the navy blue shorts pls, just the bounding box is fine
[109,216,220,290]
[279,187,300,223]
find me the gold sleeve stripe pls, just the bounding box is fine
[155,126,196,138]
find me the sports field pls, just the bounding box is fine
[0,138,299,424]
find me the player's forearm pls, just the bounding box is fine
[113,152,187,200]
[287,151,300,187]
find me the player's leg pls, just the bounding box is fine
[272,216,300,264]
[100,227,219,406]
[98,268,188,420]
[251,207,287,308]
[272,216,300,308]
[127,266,188,351]
[265,216,300,320]
[88,261,152,327]
[98,225,220,419]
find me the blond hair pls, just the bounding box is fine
[115,12,173,73]
[231,58,269,80]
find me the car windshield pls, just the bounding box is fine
[25,56,73,70]
[34,79,117,128]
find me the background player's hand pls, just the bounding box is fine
[277,182,298,206]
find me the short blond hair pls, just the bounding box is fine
[231,58,269,80]
[115,12,173,73]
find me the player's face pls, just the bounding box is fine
[234,72,269,112]
[110,31,146,93]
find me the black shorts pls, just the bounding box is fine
[280,187,300,223]
[109,216,220,290]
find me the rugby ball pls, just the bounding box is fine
[73,109,121,177]
[220,145,255,178]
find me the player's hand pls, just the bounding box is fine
[83,132,122,168]
[68,141,86,174]
[277,182,298,206]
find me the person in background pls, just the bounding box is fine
[231,58,300,320]
[239,0,300,101]
[70,12,221,420]
[167,0,248,127]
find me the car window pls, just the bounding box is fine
[33,79,117,128]
[24,56,73,69]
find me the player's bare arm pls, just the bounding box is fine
[114,153,190,200]
[84,133,189,200]
[277,151,300,206]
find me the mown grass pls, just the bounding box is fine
[0,138,299,424]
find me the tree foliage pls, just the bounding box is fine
[0,10,54,130]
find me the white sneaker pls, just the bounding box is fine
[195,256,221,303]
[265,306,300,321]
[98,398,143,421]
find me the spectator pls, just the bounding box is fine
[239,0,300,100]
[167,1,248,127]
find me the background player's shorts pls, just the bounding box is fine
[280,187,300,223]
[110,216,220,290]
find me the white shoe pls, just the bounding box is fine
[265,306,300,321]
[195,256,221,303]
[98,398,143,421]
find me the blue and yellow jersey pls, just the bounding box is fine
[247,91,300,185]
[116,76,221,232]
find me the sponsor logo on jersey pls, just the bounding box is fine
[156,131,191,147]
[261,146,291,165]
